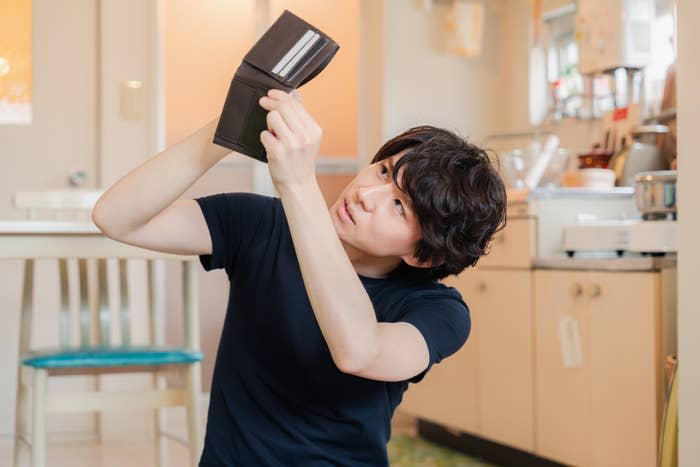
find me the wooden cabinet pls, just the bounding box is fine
[469,269,534,452]
[400,268,535,452]
[534,270,663,467]
[477,218,536,269]
[400,280,479,433]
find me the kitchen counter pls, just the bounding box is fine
[533,255,676,271]
[506,186,635,205]
[0,220,101,234]
[530,186,635,199]
[0,220,187,260]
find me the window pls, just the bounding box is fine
[0,0,32,124]
[532,1,677,122]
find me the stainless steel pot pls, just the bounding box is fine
[634,170,677,219]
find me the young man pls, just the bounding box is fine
[92,89,506,466]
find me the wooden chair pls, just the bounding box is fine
[9,234,203,467]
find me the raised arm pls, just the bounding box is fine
[92,117,231,255]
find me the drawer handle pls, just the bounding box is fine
[496,234,506,244]
[477,281,487,292]
[585,284,601,298]
[569,283,583,298]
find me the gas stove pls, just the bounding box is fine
[563,218,677,257]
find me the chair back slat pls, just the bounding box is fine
[97,259,111,346]
[146,260,161,346]
[19,259,34,354]
[58,259,71,349]
[17,253,199,353]
[183,261,200,350]
[118,259,131,346]
[78,259,91,347]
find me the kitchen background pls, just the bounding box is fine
[1,0,699,466]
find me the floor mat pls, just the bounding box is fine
[388,433,498,466]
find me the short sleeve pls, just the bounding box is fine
[194,192,277,274]
[399,290,471,383]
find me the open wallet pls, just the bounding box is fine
[213,10,339,162]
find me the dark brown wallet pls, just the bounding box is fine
[213,10,339,162]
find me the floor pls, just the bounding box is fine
[0,411,497,466]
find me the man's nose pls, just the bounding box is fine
[357,184,391,211]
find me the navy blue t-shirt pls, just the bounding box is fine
[195,192,470,466]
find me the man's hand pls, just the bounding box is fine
[259,89,322,191]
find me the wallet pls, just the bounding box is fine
[213,10,339,162]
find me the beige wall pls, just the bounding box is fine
[165,0,359,157]
[270,0,360,157]
[676,0,700,464]
[164,0,256,146]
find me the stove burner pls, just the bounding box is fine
[642,212,677,221]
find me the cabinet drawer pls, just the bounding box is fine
[479,217,535,268]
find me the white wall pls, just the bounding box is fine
[676,0,700,464]
[379,0,504,146]
[371,0,601,157]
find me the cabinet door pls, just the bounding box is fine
[536,270,660,467]
[535,270,593,467]
[478,218,536,268]
[399,272,479,434]
[589,272,658,467]
[474,269,534,452]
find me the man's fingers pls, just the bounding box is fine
[259,95,279,111]
[260,90,314,140]
[275,103,309,139]
[268,89,292,101]
[266,110,296,145]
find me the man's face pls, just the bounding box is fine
[330,151,424,266]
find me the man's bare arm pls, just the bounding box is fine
[92,118,230,255]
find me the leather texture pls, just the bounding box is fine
[214,10,339,162]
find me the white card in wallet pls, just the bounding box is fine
[280,32,320,78]
[271,29,315,75]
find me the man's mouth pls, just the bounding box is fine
[344,199,355,224]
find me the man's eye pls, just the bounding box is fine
[394,199,405,216]
[380,165,389,179]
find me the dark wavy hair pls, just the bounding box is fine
[371,126,507,281]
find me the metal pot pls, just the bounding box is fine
[634,170,677,219]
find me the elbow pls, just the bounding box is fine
[91,203,108,233]
[91,201,118,239]
[335,347,379,376]
[91,204,105,231]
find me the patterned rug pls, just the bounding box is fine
[387,434,498,466]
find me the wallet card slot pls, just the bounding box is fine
[244,11,316,77]
[278,32,320,78]
[284,36,329,83]
[298,48,336,88]
[271,29,316,75]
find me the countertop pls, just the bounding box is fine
[533,255,676,271]
[507,187,635,204]
[0,221,101,234]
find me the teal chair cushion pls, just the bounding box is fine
[22,346,204,369]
